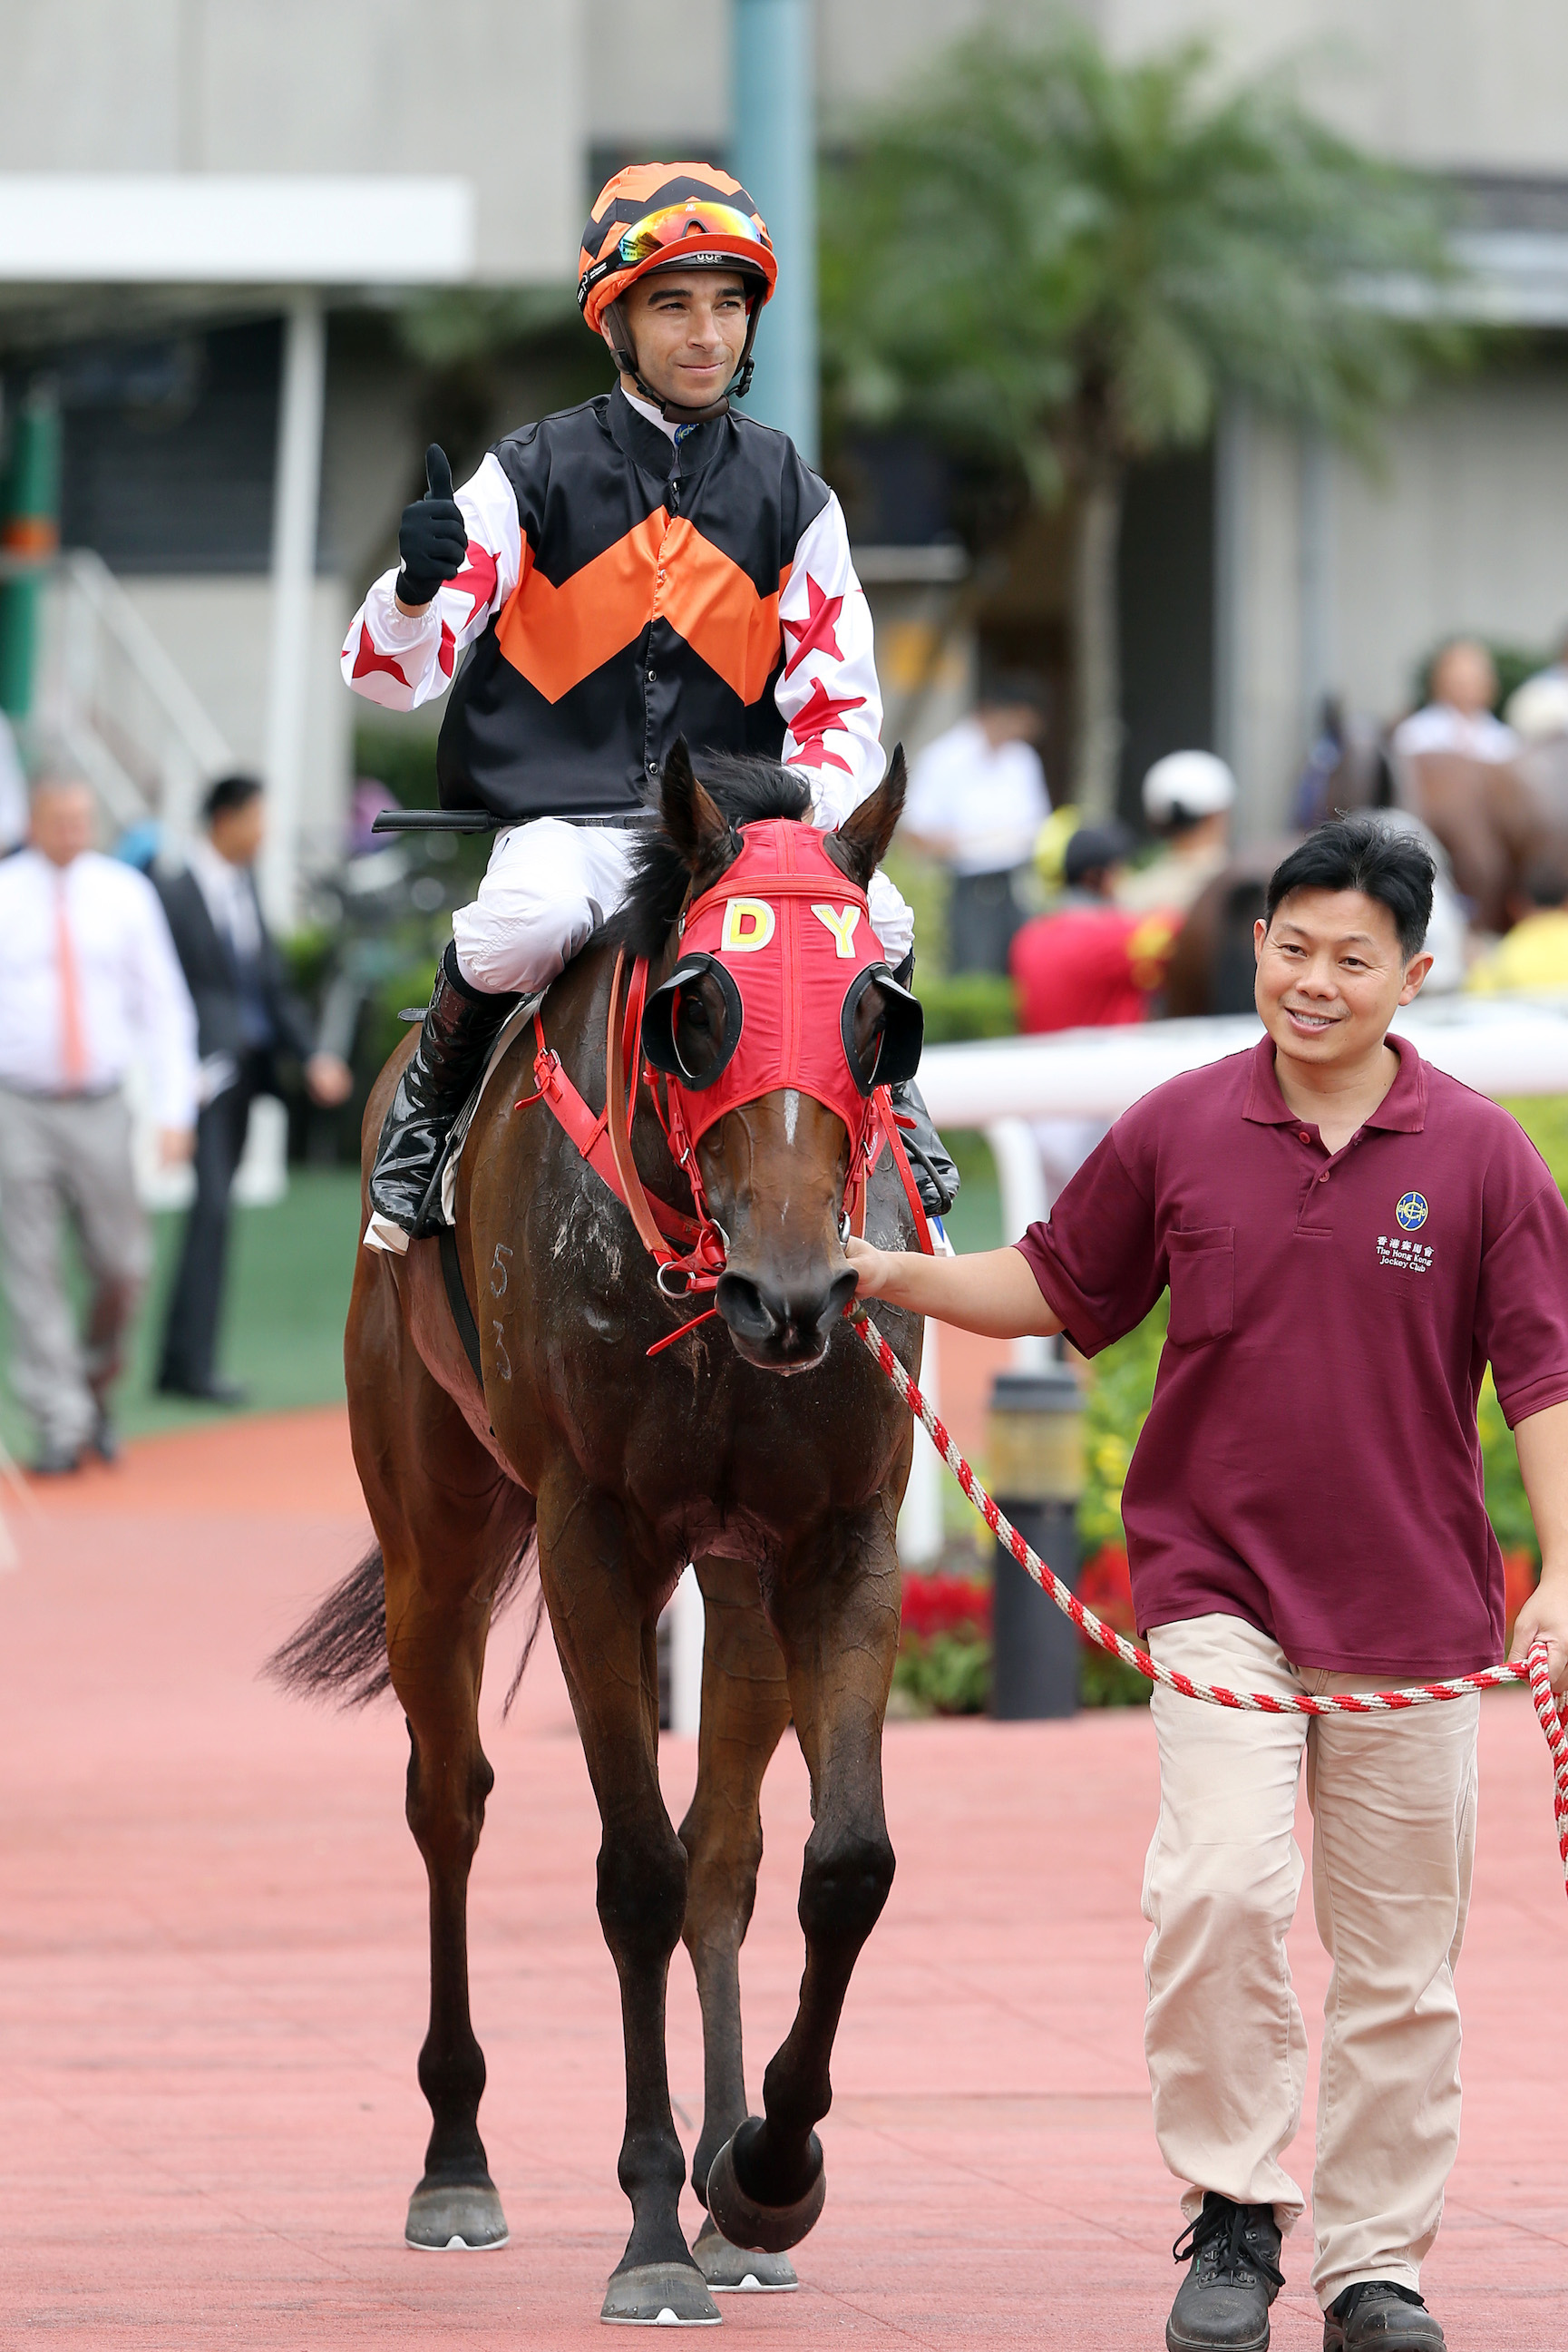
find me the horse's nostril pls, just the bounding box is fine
[716,1272,778,1342]
[717,1267,858,1356]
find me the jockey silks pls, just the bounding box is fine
[343,385,883,825]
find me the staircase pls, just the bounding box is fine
[35,549,234,844]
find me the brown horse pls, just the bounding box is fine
[271,747,925,2323]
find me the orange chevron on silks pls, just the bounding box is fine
[495,514,789,708]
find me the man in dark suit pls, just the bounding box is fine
[154,775,351,1401]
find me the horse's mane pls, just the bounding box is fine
[605,755,813,961]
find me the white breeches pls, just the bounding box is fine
[451,816,916,997]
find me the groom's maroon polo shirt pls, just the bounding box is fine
[1016,1034,1568,1675]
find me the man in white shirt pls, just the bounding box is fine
[900,678,1051,971]
[1392,639,1520,766]
[0,772,198,1471]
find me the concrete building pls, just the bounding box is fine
[1,0,1564,912]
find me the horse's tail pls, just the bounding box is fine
[265,1531,544,1714]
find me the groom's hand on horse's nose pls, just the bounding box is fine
[395,444,469,611]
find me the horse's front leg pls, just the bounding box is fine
[536,1475,719,2325]
[677,1554,797,2290]
[705,1499,901,2255]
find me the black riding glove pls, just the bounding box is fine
[395,444,468,609]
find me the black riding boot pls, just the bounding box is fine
[1168,2193,1285,2351]
[891,1078,960,1221]
[368,943,515,1236]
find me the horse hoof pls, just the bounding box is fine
[599,2261,722,2325]
[404,2180,510,2250]
[704,2123,825,2255]
[692,2213,799,2291]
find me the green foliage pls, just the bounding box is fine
[893,1630,991,1713]
[919,971,1019,1043]
[355,718,441,811]
[1079,1647,1153,1708]
[823,20,1462,496]
[1077,1295,1168,1554]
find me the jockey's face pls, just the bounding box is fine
[609,270,751,408]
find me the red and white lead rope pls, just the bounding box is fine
[849,1307,1568,1905]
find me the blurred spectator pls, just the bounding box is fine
[1117,750,1236,915]
[0,771,197,1472]
[901,677,1050,972]
[1011,823,1179,1031]
[0,710,24,854]
[1393,639,1519,764]
[1505,626,1568,741]
[1466,860,1568,996]
[153,776,352,1404]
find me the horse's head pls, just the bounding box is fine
[634,740,913,1374]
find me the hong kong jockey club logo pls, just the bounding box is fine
[1395,1191,1428,1231]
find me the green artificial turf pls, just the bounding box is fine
[0,1166,364,1459]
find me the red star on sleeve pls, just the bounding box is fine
[350,622,412,689]
[781,573,845,679]
[786,676,866,774]
[446,543,499,632]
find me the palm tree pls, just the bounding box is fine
[822,22,1462,818]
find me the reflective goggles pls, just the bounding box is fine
[617,200,773,270]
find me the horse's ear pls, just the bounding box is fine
[660,738,731,872]
[833,746,907,891]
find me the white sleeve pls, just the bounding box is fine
[341,451,523,711]
[127,875,200,1127]
[775,493,886,828]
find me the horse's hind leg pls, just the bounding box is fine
[349,1253,531,2250]
[536,1477,719,2325]
[704,1502,901,2258]
[677,1555,797,2292]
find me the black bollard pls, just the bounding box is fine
[988,1361,1084,1720]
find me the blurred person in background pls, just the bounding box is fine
[0,771,197,1472]
[153,774,351,1404]
[1011,822,1179,1032]
[0,709,24,854]
[1466,859,1568,995]
[1117,750,1236,916]
[1505,625,1568,741]
[900,676,1051,972]
[1013,821,1181,1210]
[1393,639,1519,765]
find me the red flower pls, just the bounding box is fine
[901,1572,991,1643]
[1076,1545,1136,1642]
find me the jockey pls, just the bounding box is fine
[345,160,957,1243]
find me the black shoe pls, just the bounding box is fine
[157,1374,248,1407]
[1324,2282,1445,2350]
[1168,2193,1284,2351]
[890,1078,960,1220]
[89,1409,119,1464]
[368,944,516,1236]
[30,1442,81,1477]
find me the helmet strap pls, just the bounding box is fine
[603,287,765,425]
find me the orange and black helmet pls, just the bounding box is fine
[578,161,777,331]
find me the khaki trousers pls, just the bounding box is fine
[1143,1612,1478,2310]
[0,1086,149,1452]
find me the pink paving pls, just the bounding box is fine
[2,1409,1565,2349]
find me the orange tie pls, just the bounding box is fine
[55,875,88,1090]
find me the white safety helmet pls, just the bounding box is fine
[1142,749,1236,825]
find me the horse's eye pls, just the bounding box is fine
[852,983,887,1085]
[674,975,727,1078]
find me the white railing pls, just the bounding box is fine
[34,550,234,845]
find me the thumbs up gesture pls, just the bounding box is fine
[394,444,469,612]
